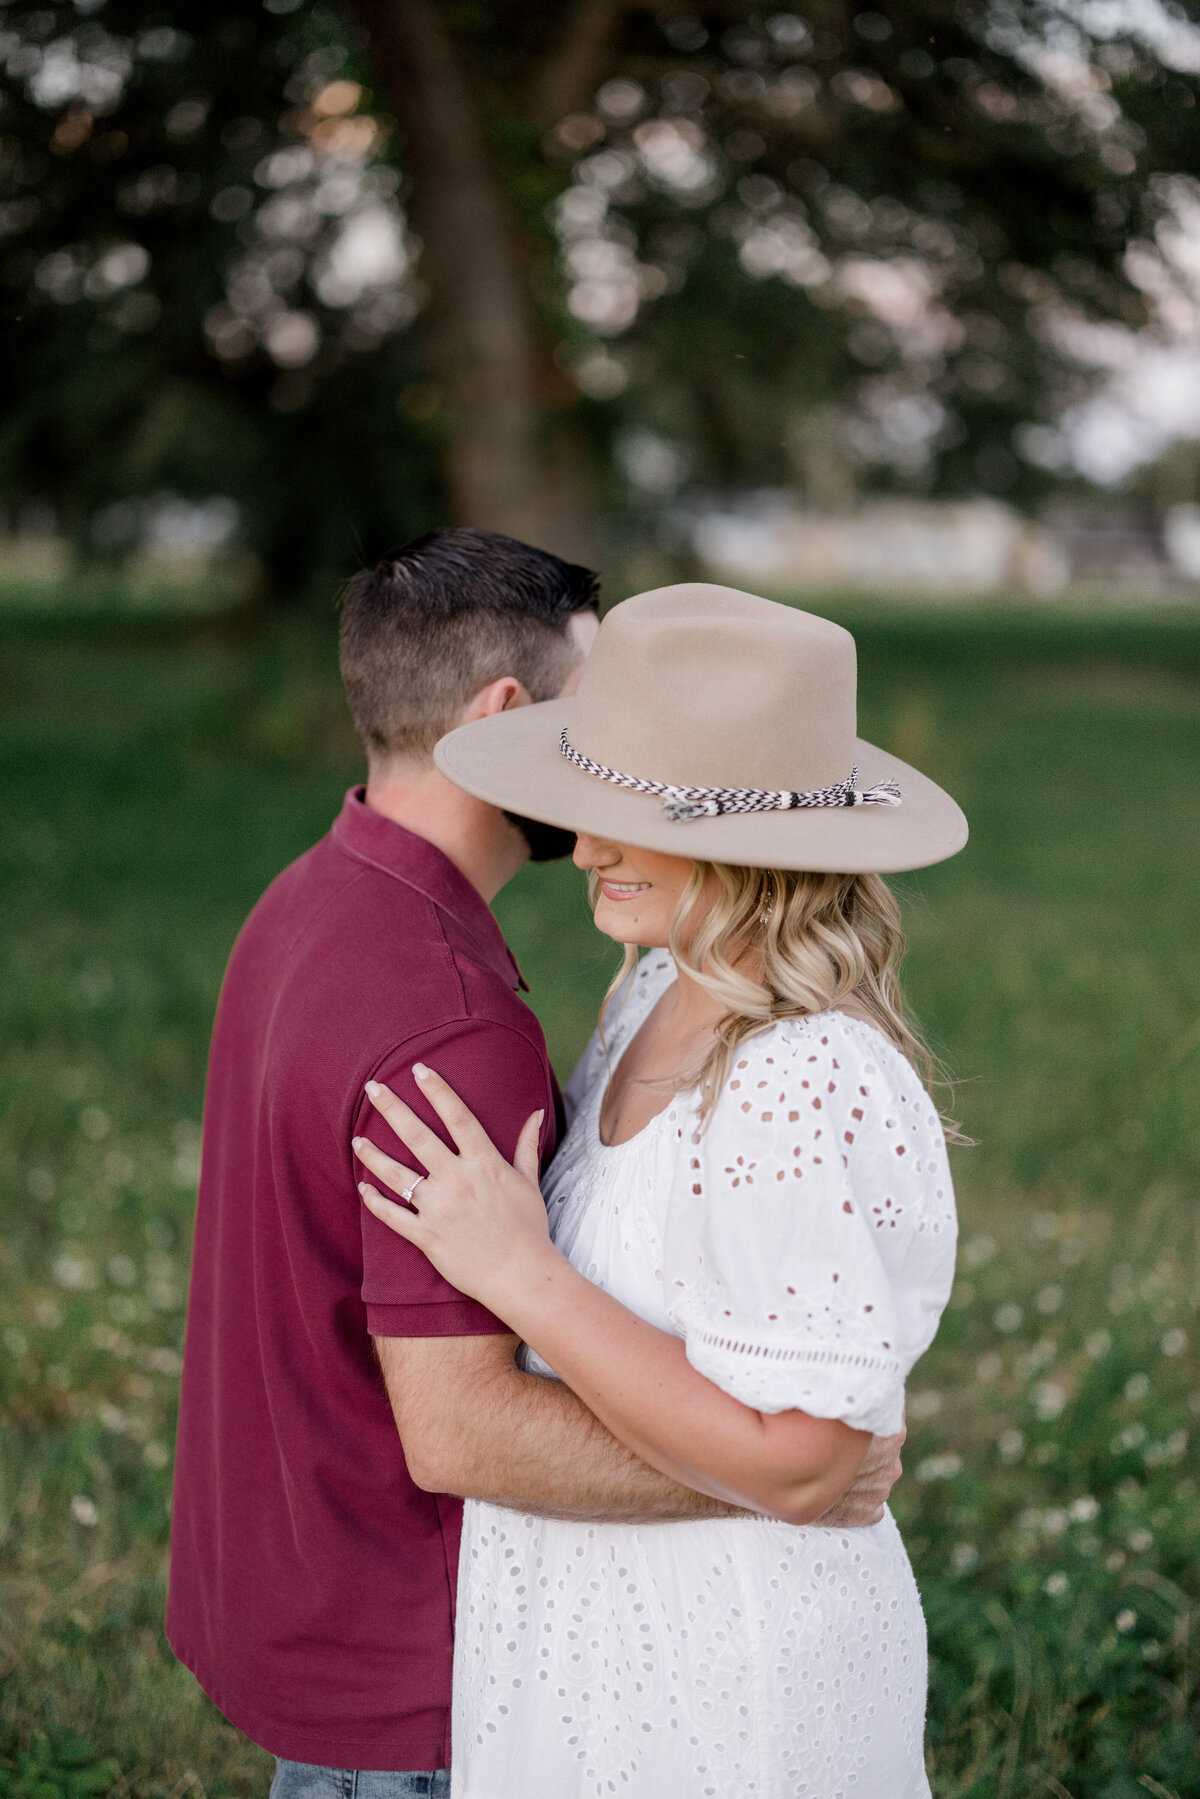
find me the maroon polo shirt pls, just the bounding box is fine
[166,789,559,1770]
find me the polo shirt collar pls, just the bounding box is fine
[332,787,527,991]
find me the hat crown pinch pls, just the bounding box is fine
[567,585,858,796]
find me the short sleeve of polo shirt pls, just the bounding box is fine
[354,1018,556,1337]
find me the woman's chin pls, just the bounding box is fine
[592,900,669,950]
[591,903,630,944]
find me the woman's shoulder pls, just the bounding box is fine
[714,1006,915,1078]
[781,1009,929,1094]
[705,1008,940,1145]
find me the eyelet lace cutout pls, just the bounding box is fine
[450,952,955,1798]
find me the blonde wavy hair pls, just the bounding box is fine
[595,861,959,1135]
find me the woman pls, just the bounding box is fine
[355,585,967,1797]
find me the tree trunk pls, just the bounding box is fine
[352,0,592,559]
[530,0,631,126]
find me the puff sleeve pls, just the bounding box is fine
[662,1018,957,1435]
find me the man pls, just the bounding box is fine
[167,528,902,1795]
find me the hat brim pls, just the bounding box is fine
[435,701,967,873]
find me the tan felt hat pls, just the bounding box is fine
[434,583,968,873]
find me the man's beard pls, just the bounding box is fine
[504,811,577,863]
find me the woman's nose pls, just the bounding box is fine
[573,832,616,870]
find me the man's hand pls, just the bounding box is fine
[811,1426,905,1528]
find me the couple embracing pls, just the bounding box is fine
[166,529,967,1798]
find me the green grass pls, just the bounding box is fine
[1,601,1198,1797]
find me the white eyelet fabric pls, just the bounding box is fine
[450,953,957,1798]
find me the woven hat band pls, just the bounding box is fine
[559,730,902,821]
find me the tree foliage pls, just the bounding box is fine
[1,1,1198,597]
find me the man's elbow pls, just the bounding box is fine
[400,1433,469,1497]
[408,1452,473,1497]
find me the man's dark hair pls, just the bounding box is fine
[338,528,600,763]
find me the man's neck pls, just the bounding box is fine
[363,762,527,904]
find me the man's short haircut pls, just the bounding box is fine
[338,528,600,763]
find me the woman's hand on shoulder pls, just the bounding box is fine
[355,1065,558,1313]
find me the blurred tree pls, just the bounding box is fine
[1,1,1198,600]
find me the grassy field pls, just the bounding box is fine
[1,598,1198,1798]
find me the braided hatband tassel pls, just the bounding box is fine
[847,777,902,808]
[559,731,903,820]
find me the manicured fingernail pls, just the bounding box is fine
[352,1138,366,1154]
[365,1080,380,1097]
[358,1182,368,1196]
[413,1063,430,1079]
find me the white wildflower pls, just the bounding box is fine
[962,1233,996,1269]
[914,1452,962,1482]
[907,1390,943,1421]
[78,1106,111,1141]
[1033,1379,1067,1421]
[53,1253,96,1290]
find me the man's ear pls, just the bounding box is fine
[461,676,528,723]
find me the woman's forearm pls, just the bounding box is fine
[507,1249,870,1524]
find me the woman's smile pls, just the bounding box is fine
[598,878,651,901]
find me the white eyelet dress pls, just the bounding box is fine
[450,953,958,1799]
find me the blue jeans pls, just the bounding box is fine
[270,1762,450,1799]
